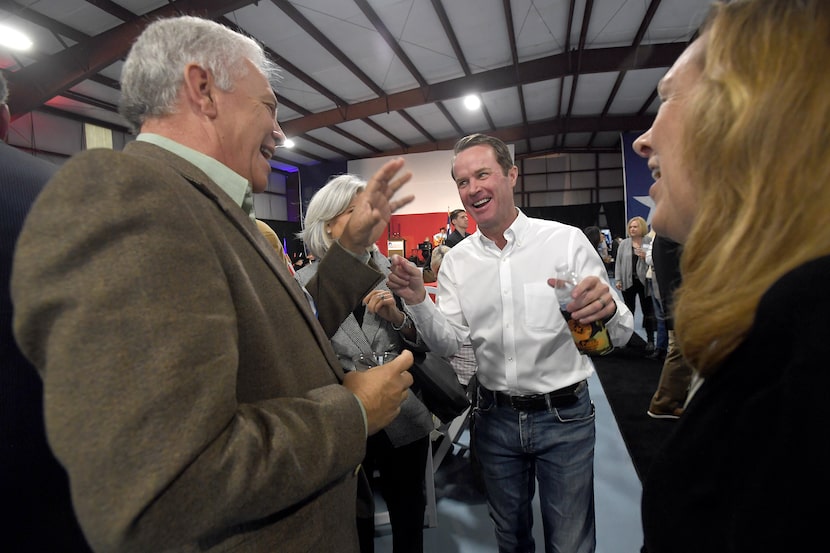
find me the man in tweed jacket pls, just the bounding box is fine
[11,16,414,553]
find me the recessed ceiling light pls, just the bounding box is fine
[0,24,33,51]
[463,94,481,110]
[282,138,295,148]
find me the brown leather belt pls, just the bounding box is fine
[480,380,585,411]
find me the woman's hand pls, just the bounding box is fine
[363,289,404,326]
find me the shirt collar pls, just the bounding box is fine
[137,133,255,220]
[474,207,527,249]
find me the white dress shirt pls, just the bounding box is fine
[407,210,634,395]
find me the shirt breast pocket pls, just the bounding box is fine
[523,282,561,330]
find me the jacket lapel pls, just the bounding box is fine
[123,141,346,379]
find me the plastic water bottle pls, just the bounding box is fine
[554,266,614,356]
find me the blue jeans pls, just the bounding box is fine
[651,292,668,351]
[473,382,596,553]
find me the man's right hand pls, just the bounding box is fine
[343,350,414,435]
[386,255,428,306]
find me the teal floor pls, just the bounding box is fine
[373,369,644,552]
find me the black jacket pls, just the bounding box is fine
[642,255,830,553]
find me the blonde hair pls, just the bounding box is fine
[675,0,830,376]
[626,216,648,237]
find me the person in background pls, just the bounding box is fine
[633,1,830,550]
[429,245,476,389]
[444,208,470,247]
[583,225,612,265]
[421,256,437,283]
[615,216,656,351]
[295,174,433,553]
[432,226,447,247]
[292,249,310,270]
[644,230,668,361]
[11,16,414,553]
[0,71,92,553]
[606,234,622,279]
[388,133,633,553]
[646,235,690,419]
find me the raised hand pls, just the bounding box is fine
[339,158,414,255]
[342,350,414,435]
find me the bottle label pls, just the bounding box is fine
[560,310,614,356]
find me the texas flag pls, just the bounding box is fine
[621,131,656,226]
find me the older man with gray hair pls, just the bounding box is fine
[11,16,414,553]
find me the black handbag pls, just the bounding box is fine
[408,350,470,423]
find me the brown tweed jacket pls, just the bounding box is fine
[11,141,381,552]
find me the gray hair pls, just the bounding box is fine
[431,245,450,273]
[0,71,8,105]
[299,174,367,259]
[118,16,280,132]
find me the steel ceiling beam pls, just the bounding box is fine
[270,0,384,98]
[2,0,89,42]
[82,0,137,22]
[558,0,594,148]
[501,0,529,152]
[362,114,655,159]
[588,0,663,146]
[557,0,578,122]
[427,0,477,133]
[281,42,685,136]
[6,0,259,118]
[274,94,379,155]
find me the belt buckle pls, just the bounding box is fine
[509,394,538,410]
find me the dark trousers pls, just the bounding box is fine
[358,433,429,553]
[622,278,656,340]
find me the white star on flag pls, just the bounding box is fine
[634,195,656,226]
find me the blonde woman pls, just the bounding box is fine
[633,0,830,550]
[614,215,655,350]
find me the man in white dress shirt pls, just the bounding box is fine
[388,133,633,553]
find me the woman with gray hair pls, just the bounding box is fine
[296,174,433,553]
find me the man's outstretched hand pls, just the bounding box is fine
[387,255,428,306]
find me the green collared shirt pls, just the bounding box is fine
[137,134,255,220]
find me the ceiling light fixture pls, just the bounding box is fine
[0,24,33,51]
[282,138,295,148]
[463,94,481,110]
